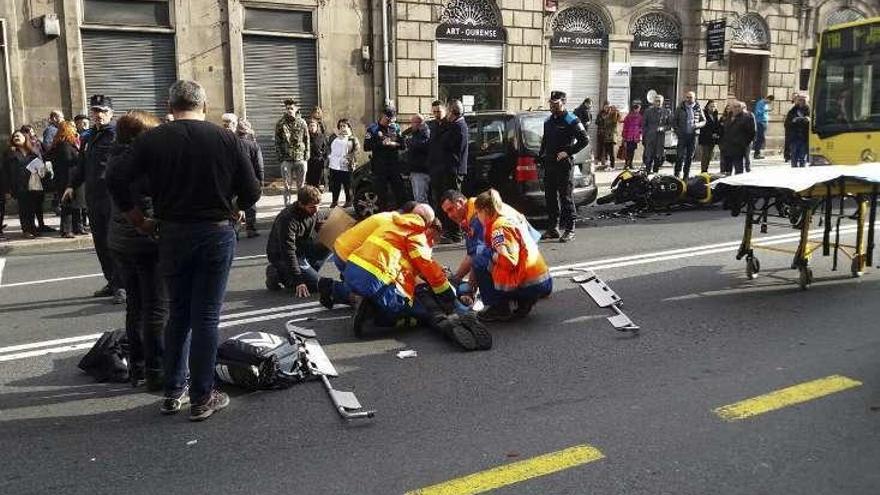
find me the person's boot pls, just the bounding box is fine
[560,230,576,243]
[317,277,334,309]
[513,298,536,318]
[540,228,560,240]
[93,284,113,297]
[352,298,376,338]
[112,288,127,305]
[477,302,512,322]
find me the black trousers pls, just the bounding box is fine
[329,169,351,204]
[60,206,82,234]
[17,191,43,234]
[430,171,462,238]
[88,198,121,289]
[113,249,167,371]
[0,195,5,233]
[373,165,406,210]
[543,160,576,231]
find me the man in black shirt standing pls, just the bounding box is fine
[539,90,589,243]
[107,80,261,422]
[364,106,404,210]
[64,95,123,303]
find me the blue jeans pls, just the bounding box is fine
[474,267,552,307]
[674,133,697,178]
[753,122,767,153]
[159,221,236,403]
[790,139,808,168]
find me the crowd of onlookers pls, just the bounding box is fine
[569,90,812,179]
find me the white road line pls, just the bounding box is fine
[0,257,5,286]
[0,305,342,362]
[0,253,269,288]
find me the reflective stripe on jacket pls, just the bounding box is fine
[345,213,450,301]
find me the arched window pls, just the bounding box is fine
[439,0,500,27]
[551,6,608,34]
[825,8,865,28]
[732,13,770,48]
[631,12,681,40]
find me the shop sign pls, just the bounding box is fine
[632,36,682,52]
[436,23,506,43]
[550,31,608,50]
[706,20,726,62]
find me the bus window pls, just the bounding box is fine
[814,51,880,136]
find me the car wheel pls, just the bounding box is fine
[354,187,382,219]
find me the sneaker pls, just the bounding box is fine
[112,288,127,305]
[559,230,576,243]
[61,232,75,239]
[317,277,334,309]
[352,298,375,338]
[265,265,281,291]
[160,386,190,415]
[189,390,230,422]
[93,284,113,297]
[540,228,560,240]
[477,303,512,322]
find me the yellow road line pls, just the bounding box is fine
[405,444,605,495]
[714,375,862,421]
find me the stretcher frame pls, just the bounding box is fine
[729,179,879,289]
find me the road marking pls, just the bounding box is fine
[0,257,5,285]
[0,304,344,363]
[713,375,863,421]
[405,444,605,495]
[3,224,858,289]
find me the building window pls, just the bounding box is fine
[440,0,500,26]
[631,12,680,39]
[825,8,865,28]
[551,6,608,34]
[732,14,769,48]
[244,8,313,34]
[83,0,171,28]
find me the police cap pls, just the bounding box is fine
[549,90,567,103]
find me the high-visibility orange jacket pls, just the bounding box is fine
[477,213,551,294]
[346,212,451,300]
[334,212,394,264]
[461,198,537,256]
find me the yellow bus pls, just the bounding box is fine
[809,16,880,165]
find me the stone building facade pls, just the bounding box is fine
[0,0,877,157]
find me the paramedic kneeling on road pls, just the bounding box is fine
[342,205,456,325]
[471,189,552,322]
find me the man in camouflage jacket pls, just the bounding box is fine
[274,98,310,206]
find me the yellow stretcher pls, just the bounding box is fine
[714,164,880,289]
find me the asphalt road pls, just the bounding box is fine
[1,202,878,495]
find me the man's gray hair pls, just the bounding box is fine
[447,99,464,117]
[169,80,207,112]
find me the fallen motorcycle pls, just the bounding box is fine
[596,168,724,210]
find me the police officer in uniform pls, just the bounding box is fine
[539,90,589,243]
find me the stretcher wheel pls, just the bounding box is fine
[851,256,863,278]
[745,256,760,280]
[798,265,813,290]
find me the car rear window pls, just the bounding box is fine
[520,114,547,152]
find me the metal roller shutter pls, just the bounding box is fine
[437,42,503,68]
[550,50,602,160]
[243,35,318,177]
[81,31,176,117]
[630,52,680,69]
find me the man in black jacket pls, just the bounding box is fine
[719,101,756,175]
[539,90,589,243]
[671,91,705,179]
[106,79,261,422]
[64,95,123,303]
[432,99,468,243]
[264,185,330,296]
[364,106,405,210]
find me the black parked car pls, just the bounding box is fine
[351,110,598,219]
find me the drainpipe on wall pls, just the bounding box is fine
[380,0,391,107]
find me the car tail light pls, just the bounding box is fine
[515,155,538,182]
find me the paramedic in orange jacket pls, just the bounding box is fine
[341,204,457,325]
[439,189,541,292]
[471,189,552,321]
[317,202,417,309]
